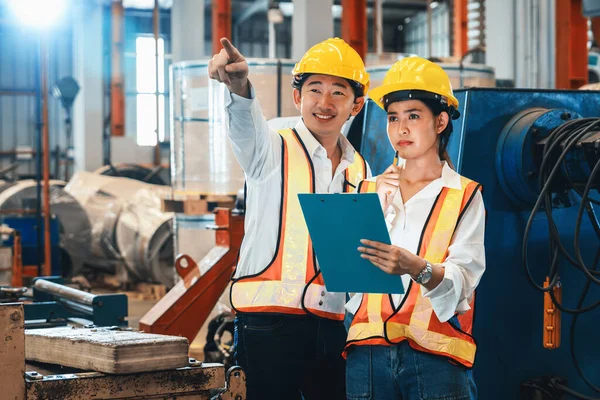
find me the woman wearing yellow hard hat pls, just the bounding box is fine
[345,57,486,399]
[208,37,371,399]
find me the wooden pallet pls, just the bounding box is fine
[161,194,236,215]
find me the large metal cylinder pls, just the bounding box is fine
[170,58,297,196]
[366,57,496,89]
[115,188,174,287]
[0,179,92,276]
[65,172,175,286]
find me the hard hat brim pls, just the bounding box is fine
[368,82,459,111]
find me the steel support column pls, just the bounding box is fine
[453,0,468,57]
[212,0,232,53]
[342,0,367,60]
[555,0,588,89]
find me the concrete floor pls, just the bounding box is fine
[127,283,232,361]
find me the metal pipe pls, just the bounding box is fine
[374,0,383,55]
[59,299,94,316]
[41,38,52,277]
[34,279,95,306]
[34,36,43,277]
[0,89,36,96]
[427,0,433,58]
[11,233,22,287]
[268,21,276,58]
[153,0,161,166]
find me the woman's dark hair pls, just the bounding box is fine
[291,73,365,99]
[383,94,455,169]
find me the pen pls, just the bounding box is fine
[386,152,399,197]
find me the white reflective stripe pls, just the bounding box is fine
[232,281,345,314]
[280,130,312,284]
[304,283,345,314]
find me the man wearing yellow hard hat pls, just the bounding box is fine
[208,37,371,399]
[346,57,486,399]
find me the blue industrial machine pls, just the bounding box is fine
[0,276,128,328]
[359,88,600,399]
[0,216,62,276]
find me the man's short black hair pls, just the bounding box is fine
[291,73,365,98]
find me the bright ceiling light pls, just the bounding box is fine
[6,0,67,29]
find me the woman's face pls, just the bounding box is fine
[386,99,448,161]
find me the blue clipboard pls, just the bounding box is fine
[298,193,405,294]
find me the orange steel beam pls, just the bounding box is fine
[40,39,52,277]
[139,208,244,343]
[453,0,468,57]
[111,0,125,137]
[555,0,588,89]
[212,0,232,53]
[342,0,368,61]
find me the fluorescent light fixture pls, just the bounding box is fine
[6,0,67,28]
[430,1,439,9]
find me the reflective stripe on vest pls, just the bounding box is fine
[347,176,481,367]
[230,128,367,320]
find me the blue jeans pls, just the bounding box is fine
[234,313,346,400]
[346,341,477,400]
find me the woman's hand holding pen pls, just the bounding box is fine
[376,163,401,210]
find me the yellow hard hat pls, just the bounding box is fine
[292,38,370,95]
[368,56,459,114]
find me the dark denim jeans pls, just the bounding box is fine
[346,341,477,400]
[234,313,347,400]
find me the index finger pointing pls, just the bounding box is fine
[220,38,240,59]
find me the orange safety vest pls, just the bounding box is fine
[230,128,367,320]
[346,175,481,367]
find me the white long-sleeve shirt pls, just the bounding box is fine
[225,89,372,280]
[345,162,486,322]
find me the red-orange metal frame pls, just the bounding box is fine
[212,0,232,53]
[342,0,368,61]
[555,0,588,89]
[453,0,468,58]
[111,0,125,137]
[139,208,244,343]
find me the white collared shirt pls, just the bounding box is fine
[225,89,372,279]
[345,162,486,322]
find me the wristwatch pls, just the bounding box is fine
[413,261,433,285]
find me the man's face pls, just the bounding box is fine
[293,74,365,138]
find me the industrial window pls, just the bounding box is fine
[135,36,165,146]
